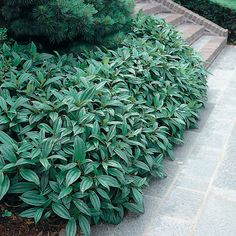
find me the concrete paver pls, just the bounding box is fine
[194,191,236,236]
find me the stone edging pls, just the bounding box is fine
[154,0,228,37]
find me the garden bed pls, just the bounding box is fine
[0,14,207,236]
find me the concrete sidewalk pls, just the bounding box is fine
[91,46,236,236]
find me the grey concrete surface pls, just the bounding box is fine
[91,46,236,236]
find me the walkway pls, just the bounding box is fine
[91,46,236,236]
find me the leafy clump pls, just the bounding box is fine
[0,15,207,236]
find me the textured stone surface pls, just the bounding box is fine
[151,216,191,236]
[210,46,236,70]
[194,191,236,236]
[176,24,204,44]
[213,123,236,190]
[158,188,204,221]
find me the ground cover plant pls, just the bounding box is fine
[174,0,236,44]
[1,0,134,46]
[0,15,208,236]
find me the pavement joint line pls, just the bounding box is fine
[188,118,236,236]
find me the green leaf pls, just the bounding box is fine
[58,186,73,199]
[0,131,16,146]
[44,76,63,86]
[74,136,86,163]
[34,208,44,223]
[12,97,29,110]
[66,218,77,236]
[52,203,71,220]
[31,42,37,57]
[0,175,10,200]
[65,167,81,187]
[20,208,38,218]
[2,210,12,217]
[23,60,32,71]
[80,86,97,102]
[167,148,175,160]
[20,168,40,185]
[42,139,54,157]
[89,191,101,211]
[97,188,110,200]
[78,215,90,236]
[40,157,51,170]
[0,97,7,111]
[48,155,67,161]
[73,199,90,215]
[20,191,47,206]
[0,172,4,185]
[1,145,17,163]
[123,202,144,214]
[98,175,120,189]
[1,163,16,172]
[114,149,129,164]
[106,125,116,142]
[107,160,123,170]
[80,177,93,192]
[135,161,150,172]
[9,182,35,193]
[132,188,143,206]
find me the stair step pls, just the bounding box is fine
[192,36,227,68]
[157,13,184,26]
[177,24,205,44]
[134,1,227,67]
[135,3,162,14]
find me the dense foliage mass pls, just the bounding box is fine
[0,15,207,236]
[1,0,134,45]
[174,0,236,44]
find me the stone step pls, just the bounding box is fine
[157,13,184,26]
[192,36,227,68]
[177,24,205,45]
[134,3,163,14]
[135,0,228,67]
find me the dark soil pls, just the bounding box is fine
[0,203,67,236]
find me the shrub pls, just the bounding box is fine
[0,15,207,236]
[174,0,236,44]
[1,0,134,45]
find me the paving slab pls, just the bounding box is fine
[213,121,236,190]
[193,191,236,236]
[158,187,204,221]
[151,216,192,236]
